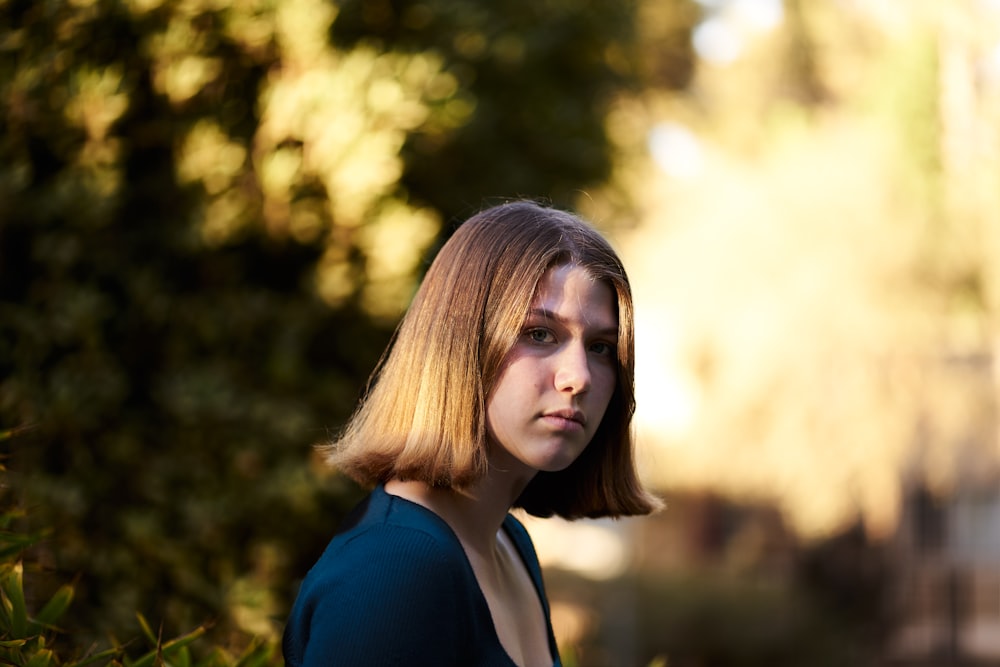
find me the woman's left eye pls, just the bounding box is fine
[590,341,614,356]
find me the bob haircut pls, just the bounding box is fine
[324,200,659,519]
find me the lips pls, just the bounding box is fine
[542,408,586,426]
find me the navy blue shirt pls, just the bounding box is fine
[283,485,562,666]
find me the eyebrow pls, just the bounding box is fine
[526,307,619,338]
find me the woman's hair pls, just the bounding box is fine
[323,200,659,519]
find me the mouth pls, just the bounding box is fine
[543,409,586,427]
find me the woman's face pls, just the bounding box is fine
[486,264,618,476]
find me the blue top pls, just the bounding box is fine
[283,485,562,666]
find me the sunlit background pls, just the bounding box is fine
[535,0,1000,663]
[3,0,1000,665]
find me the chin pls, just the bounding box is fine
[533,448,585,473]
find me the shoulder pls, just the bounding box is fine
[309,521,468,593]
[303,490,473,599]
[283,492,479,666]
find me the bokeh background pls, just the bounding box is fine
[3,0,1000,665]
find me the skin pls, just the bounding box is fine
[387,264,618,667]
[485,263,618,481]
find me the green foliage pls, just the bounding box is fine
[0,496,278,667]
[331,0,651,220]
[0,0,654,651]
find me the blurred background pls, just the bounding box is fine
[2,0,1000,665]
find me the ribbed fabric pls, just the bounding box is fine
[283,485,561,667]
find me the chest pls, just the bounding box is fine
[467,537,553,667]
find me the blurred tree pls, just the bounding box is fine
[0,0,391,646]
[622,0,1000,538]
[329,0,696,223]
[0,0,687,651]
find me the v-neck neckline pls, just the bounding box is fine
[378,485,558,667]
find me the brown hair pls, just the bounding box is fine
[323,200,659,519]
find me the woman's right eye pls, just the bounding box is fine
[527,328,553,343]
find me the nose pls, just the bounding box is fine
[554,343,591,395]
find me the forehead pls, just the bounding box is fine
[530,264,618,330]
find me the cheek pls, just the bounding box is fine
[594,366,618,404]
[485,366,525,425]
[493,355,541,395]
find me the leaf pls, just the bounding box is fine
[0,424,36,442]
[25,647,55,667]
[159,625,207,654]
[128,625,207,667]
[32,584,74,629]
[1,563,28,638]
[0,592,13,632]
[0,511,19,531]
[192,647,229,667]
[232,641,275,667]
[0,527,48,560]
[134,613,158,646]
[170,645,191,667]
[69,646,121,667]
[0,638,28,648]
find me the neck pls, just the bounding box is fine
[385,467,534,554]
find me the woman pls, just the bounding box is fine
[283,200,659,667]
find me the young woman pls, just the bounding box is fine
[283,200,659,667]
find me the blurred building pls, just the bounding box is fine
[886,481,1000,665]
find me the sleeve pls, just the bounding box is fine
[283,527,469,667]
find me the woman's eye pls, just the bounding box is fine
[527,328,553,343]
[591,341,614,356]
